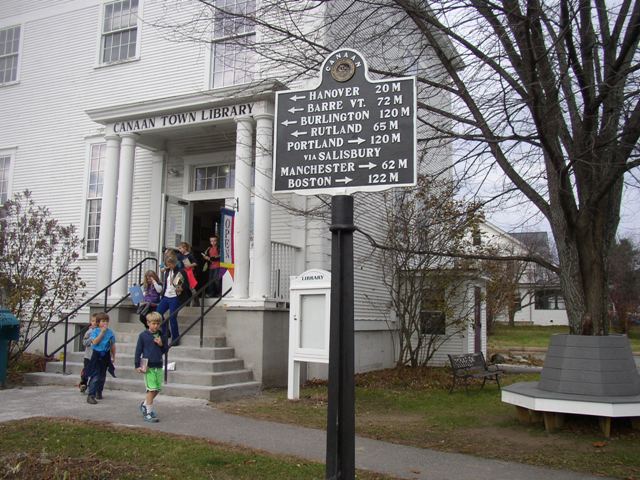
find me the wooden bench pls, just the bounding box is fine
[448,352,503,393]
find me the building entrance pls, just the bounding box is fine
[190,199,225,255]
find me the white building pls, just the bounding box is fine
[482,223,568,327]
[1,1,487,387]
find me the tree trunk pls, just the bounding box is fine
[550,180,622,335]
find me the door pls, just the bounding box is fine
[160,194,191,251]
[474,286,482,353]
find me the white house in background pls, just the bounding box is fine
[482,223,568,326]
[0,0,487,382]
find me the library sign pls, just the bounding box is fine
[273,49,416,195]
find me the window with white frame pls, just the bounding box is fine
[101,0,139,64]
[0,25,21,85]
[0,150,14,204]
[85,144,105,254]
[211,0,256,88]
[194,164,235,191]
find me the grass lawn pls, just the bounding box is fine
[218,368,640,480]
[0,418,396,480]
[488,323,640,351]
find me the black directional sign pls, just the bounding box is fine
[273,49,416,195]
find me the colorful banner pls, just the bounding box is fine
[220,207,235,277]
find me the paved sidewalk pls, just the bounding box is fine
[0,385,613,480]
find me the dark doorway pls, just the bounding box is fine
[191,199,225,254]
[191,199,225,288]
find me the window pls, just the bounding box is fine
[420,287,446,335]
[0,150,14,204]
[211,0,256,88]
[534,289,566,310]
[0,25,21,84]
[194,164,235,191]
[85,144,105,254]
[101,0,139,64]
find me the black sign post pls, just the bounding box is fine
[273,49,416,480]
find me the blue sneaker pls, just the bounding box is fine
[139,402,147,416]
[143,412,159,423]
[149,410,158,419]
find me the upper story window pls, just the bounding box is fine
[101,0,139,64]
[0,149,15,204]
[211,0,256,88]
[194,164,235,191]
[0,25,21,85]
[85,144,105,254]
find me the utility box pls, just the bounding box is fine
[287,270,331,399]
[0,307,20,388]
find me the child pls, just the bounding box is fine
[134,311,168,422]
[156,256,184,346]
[86,312,116,405]
[177,242,199,306]
[138,270,162,328]
[78,314,98,393]
[202,234,222,297]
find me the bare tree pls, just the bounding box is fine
[154,0,640,334]
[380,175,484,366]
[0,191,86,362]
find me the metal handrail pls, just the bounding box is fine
[158,277,232,381]
[44,256,158,374]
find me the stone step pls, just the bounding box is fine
[112,344,236,360]
[106,331,226,347]
[22,372,261,402]
[65,352,245,373]
[46,361,254,386]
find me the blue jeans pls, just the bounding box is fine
[156,296,180,342]
[87,350,109,396]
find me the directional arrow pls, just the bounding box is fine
[288,107,304,114]
[290,94,306,102]
[335,177,353,185]
[347,137,366,145]
[281,119,297,126]
[291,130,308,137]
[358,162,377,169]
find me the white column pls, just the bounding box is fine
[111,133,138,298]
[233,117,254,299]
[147,150,166,258]
[96,135,121,293]
[252,113,273,299]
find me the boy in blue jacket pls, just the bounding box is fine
[134,312,168,422]
[86,312,116,404]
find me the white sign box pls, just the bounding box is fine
[288,269,331,399]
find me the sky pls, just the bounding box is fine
[487,180,640,244]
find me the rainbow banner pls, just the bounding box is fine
[220,207,235,277]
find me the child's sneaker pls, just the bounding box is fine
[143,412,159,423]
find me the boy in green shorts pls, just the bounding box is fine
[134,312,168,422]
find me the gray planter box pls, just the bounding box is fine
[539,334,640,396]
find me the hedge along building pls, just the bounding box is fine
[0,0,486,381]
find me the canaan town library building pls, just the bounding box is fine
[0,0,488,388]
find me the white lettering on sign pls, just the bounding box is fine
[300,111,370,125]
[308,87,360,100]
[280,163,355,176]
[273,49,416,194]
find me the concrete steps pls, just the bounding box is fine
[23,306,261,402]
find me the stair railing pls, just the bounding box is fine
[157,277,232,381]
[43,257,157,375]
